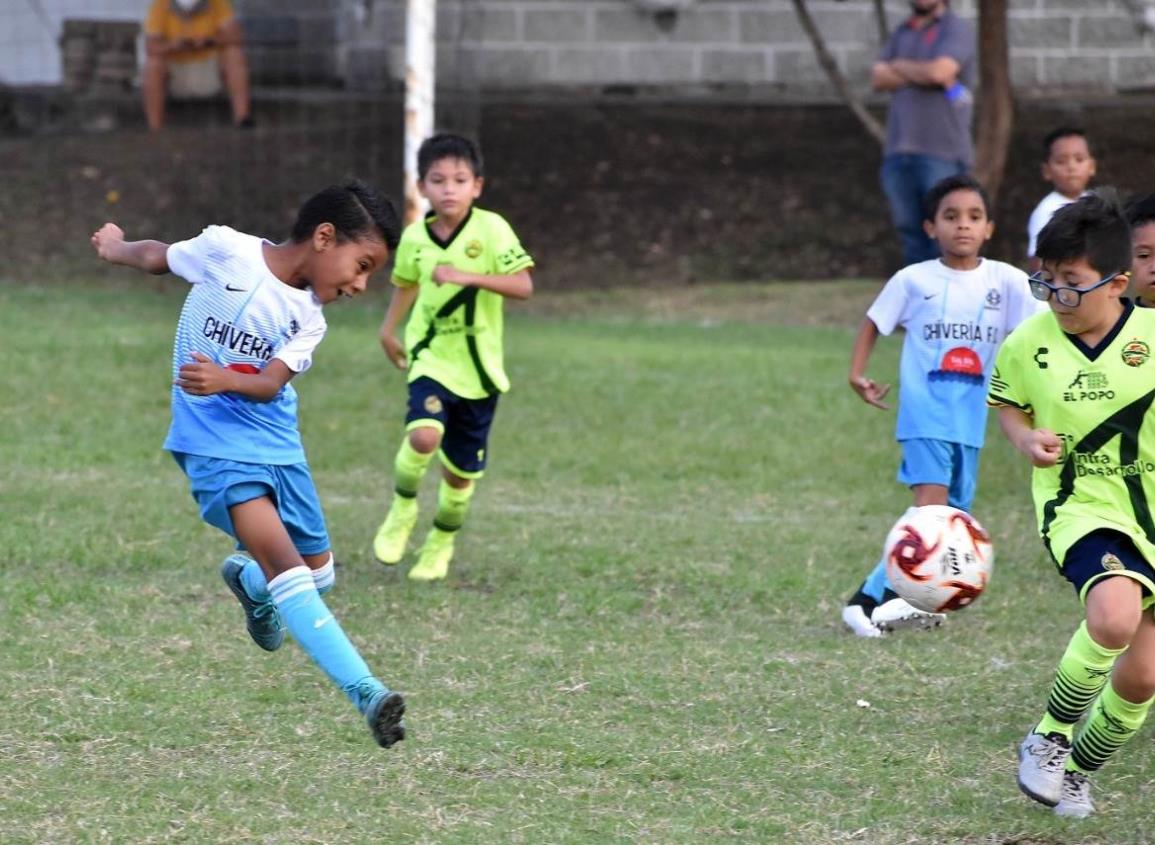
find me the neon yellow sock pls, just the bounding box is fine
[1069,682,1153,773]
[433,479,474,532]
[393,437,433,498]
[1035,621,1125,740]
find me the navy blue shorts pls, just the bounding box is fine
[405,376,499,478]
[1061,529,1155,608]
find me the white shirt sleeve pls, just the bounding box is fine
[865,271,910,336]
[1002,263,1044,331]
[274,313,327,374]
[166,225,222,285]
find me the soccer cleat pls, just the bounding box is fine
[365,689,407,748]
[1054,770,1094,818]
[842,604,883,638]
[373,497,418,565]
[408,529,455,581]
[220,554,284,652]
[1017,731,1072,807]
[871,597,946,632]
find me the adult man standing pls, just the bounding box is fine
[874,0,976,265]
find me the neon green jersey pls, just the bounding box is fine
[988,302,1155,566]
[392,207,534,398]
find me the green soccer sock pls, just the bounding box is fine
[433,479,475,532]
[393,437,434,498]
[1035,621,1125,740]
[1069,682,1153,773]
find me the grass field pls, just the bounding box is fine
[2,280,1152,844]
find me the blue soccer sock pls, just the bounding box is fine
[268,566,385,712]
[240,556,271,603]
[312,554,335,596]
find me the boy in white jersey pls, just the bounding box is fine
[90,181,408,748]
[993,190,1155,818]
[373,134,534,581]
[842,174,1039,637]
[1027,127,1096,273]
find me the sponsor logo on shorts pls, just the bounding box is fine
[1101,553,1125,572]
[1121,339,1150,367]
[424,395,444,414]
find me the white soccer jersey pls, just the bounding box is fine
[868,257,1041,448]
[1027,191,1085,258]
[163,225,327,464]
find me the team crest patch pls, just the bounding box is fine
[424,395,444,414]
[465,239,484,259]
[1121,339,1150,367]
[985,288,1002,308]
[1101,553,1125,572]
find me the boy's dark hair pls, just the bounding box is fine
[1036,188,1131,277]
[1042,126,1089,160]
[417,133,484,181]
[1125,193,1155,230]
[922,174,992,222]
[290,180,401,250]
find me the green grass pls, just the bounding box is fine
[2,280,1151,844]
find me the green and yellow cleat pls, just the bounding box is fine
[373,497,418,565]
[408,528,455,581]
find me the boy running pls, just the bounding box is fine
[843,174,1039,637]
[992,190,1155,817]
[374,134,534,580]
[91,181,407,748]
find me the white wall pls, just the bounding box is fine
[1,0,144,86]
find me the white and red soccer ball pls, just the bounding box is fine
[883,505,994,614]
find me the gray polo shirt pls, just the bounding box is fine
[881,11,976,165]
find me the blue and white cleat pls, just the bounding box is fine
[220,554,285,652]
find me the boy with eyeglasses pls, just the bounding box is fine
[990,188,1155,818]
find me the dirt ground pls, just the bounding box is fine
[4,93,1155,287]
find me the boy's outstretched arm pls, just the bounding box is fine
[379,283,420,370]
[91,223,170,275]
[431,265,534,300]
[997,404,1063,468]
[848,316,891,409]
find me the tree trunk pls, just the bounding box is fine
[972,0,1013,204]
[790,0,884,145]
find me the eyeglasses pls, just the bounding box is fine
[1028,270,1123,307]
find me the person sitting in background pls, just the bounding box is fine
[142,0,252,131]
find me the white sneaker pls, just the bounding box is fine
[1017,732,1071,807]
[842,604,882,638]
[1054,770,1094,818]
[871,597,946,632]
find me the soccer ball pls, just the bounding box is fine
[883,505,994,614]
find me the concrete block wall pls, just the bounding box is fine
[339,0,1155,96]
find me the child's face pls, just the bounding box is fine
[1042,135,1095,199]
[306,226,389,304]
[1132,222,1155,304]
[1036,256,1128,336]
[419,157,483,219]
[923,188,993,259]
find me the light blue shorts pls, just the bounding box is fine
[896,438,980,512]
[171,452,330,555]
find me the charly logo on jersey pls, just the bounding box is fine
[928,346,984,384]
[1063,369,1113,402]
[465,239,484,259]
[1121,339,1150,367]
[984,288,1002,309]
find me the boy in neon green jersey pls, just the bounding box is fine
[989,189,1155,818]
[374,134,534,580]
